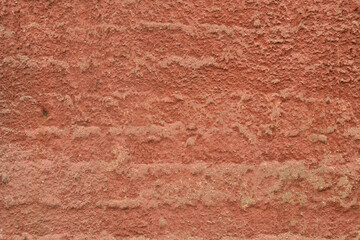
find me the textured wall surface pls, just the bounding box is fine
[1,0,360,239]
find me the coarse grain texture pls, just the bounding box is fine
[1,0,360,239]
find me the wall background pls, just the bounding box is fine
[1,0,360,239]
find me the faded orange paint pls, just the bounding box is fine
[1,0,360,239]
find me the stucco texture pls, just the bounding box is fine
[1,0,360,239]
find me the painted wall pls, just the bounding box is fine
[1,0,360,239]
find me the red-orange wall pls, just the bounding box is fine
[1,0,360,239]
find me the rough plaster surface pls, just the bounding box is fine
[1,0,360,239]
